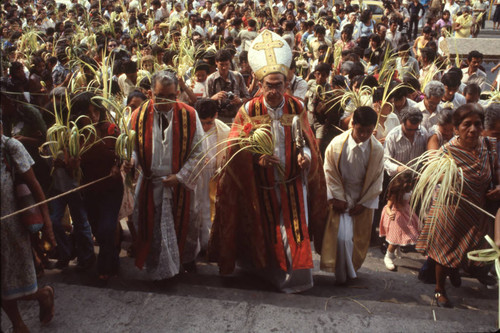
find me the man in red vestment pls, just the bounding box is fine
[209,30,327,293]
[124,71,205,279]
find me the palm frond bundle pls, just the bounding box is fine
[408,149,464,245]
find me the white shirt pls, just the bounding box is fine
[416,100,443,131]
[438,92,466,111]
[394,98,417,122]
[444,2,460,22]
[289,75,308,100]
[384,125,428,177]
[461,68,488,92]
[386,30,402,50]
[148,106,205,190]
[201,9,216,20]
[339,133,377,209]
[375,113,400,142]
[170,10,184,22]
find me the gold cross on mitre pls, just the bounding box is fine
[252,30,284,66]
[249,30,291,80]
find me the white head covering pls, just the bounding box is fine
[248,30,292,81]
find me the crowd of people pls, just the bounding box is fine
[2,0,500,331]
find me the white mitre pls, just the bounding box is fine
[248,30,292,81]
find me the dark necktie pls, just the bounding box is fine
[160,114,169,140]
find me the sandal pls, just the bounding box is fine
[448,269,462,288]
[434,291,453,308]
[39,285,55,324]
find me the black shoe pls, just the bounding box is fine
[75,254,96,272]
[448,269,462,288]
[54,259,69,269]
[182,261,197,273]
[477,274,497,287]
[434,291,453,308]
[380,240,388,255]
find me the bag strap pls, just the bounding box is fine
[3,137,15,182]
[484,137,498,186]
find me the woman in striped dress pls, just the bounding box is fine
[416,104,500,308]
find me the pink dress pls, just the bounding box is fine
[379,193,421,246]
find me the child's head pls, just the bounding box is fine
[195,98,219,132]
[387,171,414,202]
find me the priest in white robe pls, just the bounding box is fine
[126,71,206,279]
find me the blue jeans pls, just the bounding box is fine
[83,184,124,276]
[50,191,94,263]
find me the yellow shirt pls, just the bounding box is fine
[455,14,472,38]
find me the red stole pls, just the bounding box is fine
[211,94,327,274]
[131,100,198,269]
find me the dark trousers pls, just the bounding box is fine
[50,191,94,263]
[408,15,419,40]
[83,184,124,276]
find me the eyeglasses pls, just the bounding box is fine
[154,94,177,104]
[262,82,284,91]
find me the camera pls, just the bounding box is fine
[383,1,394,11]
[226,91,235,100]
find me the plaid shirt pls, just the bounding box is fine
[52,62,69,86]
[205,70,250,118]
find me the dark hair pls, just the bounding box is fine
[139,76,151,91]
[195,98,218,119]
[398,43,410,53]
[215,49,232,62]
[369,33,381,45]
[389,83,408,101]
[285,20,295,31]
[314,25,326,35]
[122,59,137,74]
[387,171,414,203]
[467,50,483,62]
[29,56,44,74]
[373,86,385,103]
[342,24,354,40]
[315,62,330,74]
[441,71,461,89]
[354,75,378,89]
[447,66,463,81]
[348,62,365,80]
[126,90,147,106]
[463,83,481,96]
[359,9,372,24]
[318,44,329,52]
[420,47,435,62]
[404,75,421,92]
[162,49,177,65]
[71,91,105,121]
[422,26,432,34]
[352,106,378,126]
[452,103,484,128]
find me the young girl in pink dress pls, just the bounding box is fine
[379,172,421,271]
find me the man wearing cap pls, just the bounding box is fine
[210,30,327,293]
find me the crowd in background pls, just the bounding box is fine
[2,0,500,331]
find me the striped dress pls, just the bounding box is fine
[416,137,495,269]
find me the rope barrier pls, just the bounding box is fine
[0,175,112,221]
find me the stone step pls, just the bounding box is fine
[3,282,495,332]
